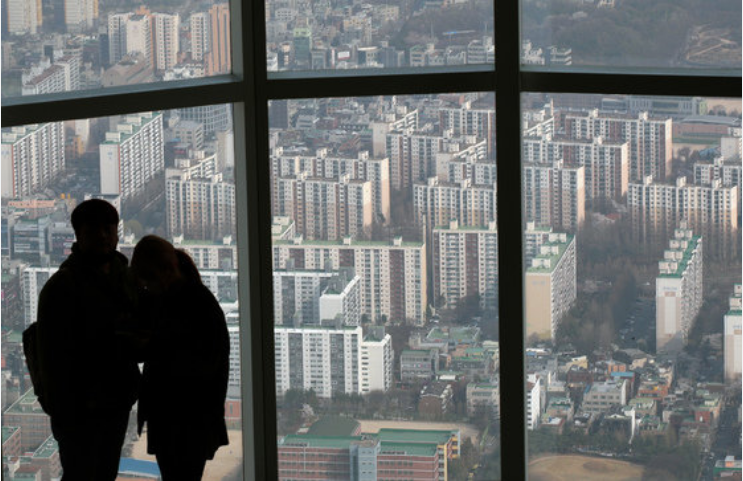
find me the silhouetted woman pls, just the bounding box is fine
[131,235,229,480]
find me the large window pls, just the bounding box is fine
[1,0,740,479]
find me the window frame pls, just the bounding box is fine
[1,0,740,478]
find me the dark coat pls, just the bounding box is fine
[36,244,141,418]
[137,279,230,459]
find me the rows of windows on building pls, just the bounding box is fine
[1,92,741,480]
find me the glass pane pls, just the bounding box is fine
[265,0,494,75]
[1,2,231,100]
[1,105,243,480]
[522,93,742,480]
[269,93,501,480]
[521,0,741,71]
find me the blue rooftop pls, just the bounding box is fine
[119,458,160,478]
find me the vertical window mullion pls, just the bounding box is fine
[495,0,527,479]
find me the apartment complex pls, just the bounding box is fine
[273,269,360,327]
[274,173,373,240]
[1,123,65,199]
[21,56,81,96]
[523,134,629,207]
[523,161,585,232]
[655,225,703,353]
[561,110,672,182]
[525,233,577,340]
[64,0,97,33]
[439,102,496,155]
[272,149,390,224]
[4,0,41,34]
[273,236,427,324]
[413,177,497,231]
[206,3,230,76]
[165,159,235,240]
[274,325,393,399]
[694,156,742,209]
[99,112,164,200]
[724,284,742,383]
[432,220,498,312]
[628,176,738,258]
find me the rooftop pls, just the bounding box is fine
[380,441,438,457]
[375,428,455,445]
[307,416,360,437]
[526,235,574,274]
[279,435,364,449]
[2,426,19,443]
[658,235,701,278]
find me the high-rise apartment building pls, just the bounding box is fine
[439,102,496,155]
[432,220,498,312]
[21,56,81,96]
[523,161,585,232]
[107,13,131,65]
[5,0,40,35]
[22,266,57,329]
[724,284,742,383]
[176,104,232,135]
[655,224,703,353]
[152,13,180,71]
[370,107,418,157]
[360,327,393,394]
[628,176,738,259]
[274,325,361,398]
[206,3,230,75]
[562,110,672,182]
[694,156,742,209]
[2,123,65,199]
[522,134,629,207]
[274,172,373,241]
[413,177,497,231]
[99,111,164,200]
[64,0,97,33]
[125,14,153,65]
[271,148,390,224]
[525,233,577,340]
[273,269,360,327]
[273,236,427,325]
[189,12,209,61]
[166,166,235,240]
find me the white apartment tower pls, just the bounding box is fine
[274,172,373,241]
[125,14,153,65]
[2,123,65,199]
[525,233,577,340]
[655,224,703,353]
[360,328,393,394]
[522,134,629,207]
[274,325,362,398]
[99,111,164,200]
[153,13,180,71]
[107,13,131,65]
[65,0,97,33]
[413,177,497,231]
[22,266,58,328]
[562,110,672,182]
[273,237,427,325]
[6,0,40,35]
[190,12,210,61]
[523,161,585,232]
[166,168,235,241]
[432,220,499,312]
[628,176,738,259]
[724,284,742,383]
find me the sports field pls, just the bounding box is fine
[528,455,644,481]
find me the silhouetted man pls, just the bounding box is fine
[37,199,140,480]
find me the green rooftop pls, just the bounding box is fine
[307,416,360,437]
[273,238,424,248]
[279,435,363,449]
[33,436,58,458]
[5,389,44,414]
[101,112,161,145]
[380,441,438,457]
[375,428,455,445]
[2,426,19,443]
[658,236,701,278]
[526,235,574,274]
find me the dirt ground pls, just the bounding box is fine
[130,429,243,480]
[356,419,481,444]
[703,98,742,114]
[528,455,644,481]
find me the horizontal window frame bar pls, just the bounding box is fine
[3,70,739,127]
[521,71,741,97]
[1,76,243,126]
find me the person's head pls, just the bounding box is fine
[71,199,120,259]
[131,236,183,294]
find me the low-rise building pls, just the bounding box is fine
[418,382,453,420]
[400,349,438,383]
[582,380,628,415]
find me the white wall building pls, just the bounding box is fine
[655,224,703,353]
[99,112,164,200]
[2,123,65,199]
[22,266,58,328]
[360,328,393,394]
[724,284,742,383]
